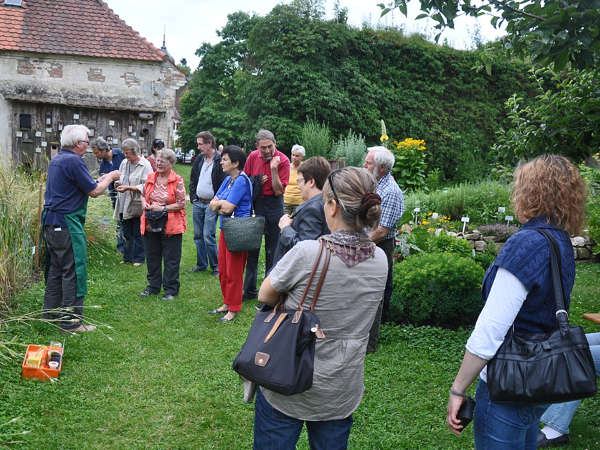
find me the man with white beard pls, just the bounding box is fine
[364,146,404,353]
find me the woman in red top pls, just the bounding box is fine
[140,149,186,301]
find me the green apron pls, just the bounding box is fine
[64,198,89,298]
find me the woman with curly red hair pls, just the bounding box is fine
[446,154,586,449]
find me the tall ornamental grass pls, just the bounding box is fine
[0,167,44,310]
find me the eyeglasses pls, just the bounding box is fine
[80,140,89,145]
[327,169,345,211]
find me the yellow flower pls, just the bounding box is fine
[422,220,429,225]
[427,227,435,232]
[380,134,389,142]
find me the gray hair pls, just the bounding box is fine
[256,129,275,143]
[157,148,177,165]
[121,138,140,155]
[93,137,110,151]
[368,146,395,173]
[60,124,90,148]
[291,144,306,157]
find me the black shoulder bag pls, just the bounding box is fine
[487,229,597,404]
[232,240,330,395]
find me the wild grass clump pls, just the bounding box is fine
[0,167,45,310]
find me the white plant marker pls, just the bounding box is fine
[505,215,513,228]
[413,207,421,225]
[461,216,470,234]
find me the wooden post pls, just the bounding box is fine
[34,183,43,267]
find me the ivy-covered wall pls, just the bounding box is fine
[179,5,535,182]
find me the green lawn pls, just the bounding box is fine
[1,190,599,449]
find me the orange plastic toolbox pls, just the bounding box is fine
[21,344,63,380]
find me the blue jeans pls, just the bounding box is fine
[539,332,600,434]
[473,380,547,450]
[192,201,218,271]
[253,389,353,450]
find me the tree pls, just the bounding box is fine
[493,67,600,163]
[379,0,600,70]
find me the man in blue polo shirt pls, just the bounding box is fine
[93,137,125,253]
[43,125,120,333]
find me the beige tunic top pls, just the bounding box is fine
[262,239,387,421]
[115,156,153,220]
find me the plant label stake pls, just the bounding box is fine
[413,207,421,225]
[498,206,506,220]
[505,215,513,228]
[431,212,439,220]
[461,216,470,234]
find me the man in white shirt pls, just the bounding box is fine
[189,131,225,276]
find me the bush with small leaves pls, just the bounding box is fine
[390,252,484,328]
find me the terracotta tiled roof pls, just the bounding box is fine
[0,0,166,61]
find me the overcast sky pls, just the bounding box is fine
[105,0,505,69]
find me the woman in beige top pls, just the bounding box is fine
[115,138,153,266]
[254,167,387,449]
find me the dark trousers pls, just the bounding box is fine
[367,237,394,353]
[144,232,182,296]
[122,216,145,263]
[253,389,353,450]
[110,190,125,253]
[43,226,84,330]
[243,195,283,298]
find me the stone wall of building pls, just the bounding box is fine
[0,52,186,167]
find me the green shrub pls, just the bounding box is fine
[473,241,499,271]
[400,228,472,259]
[299,118,332,158]
[332,129,367,167]
[581,163,600,254]
[390,252,484,328]
[405,181,512,225]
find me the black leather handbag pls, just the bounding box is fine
[145,209,168,233]
[232,240,330,395]
[487,229,597,404]
[221,174,265,252]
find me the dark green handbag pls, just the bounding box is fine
[221,175,265,252]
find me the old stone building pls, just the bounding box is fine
[0,0,187,169]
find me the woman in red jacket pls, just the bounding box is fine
[140,149,187,301]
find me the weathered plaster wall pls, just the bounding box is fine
[0,52,186,167]
[0,96,11,167]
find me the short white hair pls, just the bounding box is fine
[61,124,90,148]
[367,146,395,173]
[291,144,305,157]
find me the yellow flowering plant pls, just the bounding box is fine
[390,137,427,192]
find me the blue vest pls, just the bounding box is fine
[482,216,575,335]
